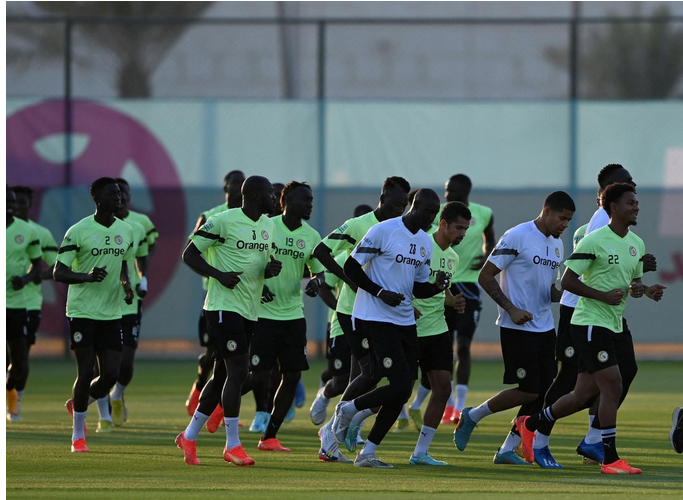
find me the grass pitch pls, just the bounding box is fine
[6,359,683,499]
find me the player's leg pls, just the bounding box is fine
[186,309,212,415]
[242,319,275,433]
[337,316,379,402]
[110,314,137,426]
[11,310,39,420]
[311,334,351,425]
[452,283,482,423]
[6,309,29,418]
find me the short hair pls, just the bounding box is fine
[353,204,373,217]
[440,201,472,224]
[224,170,244,184]
[597,164,624,189]
[544,191,575,212]
[115,177,129,187]
[382,176,411,194]
[10,185,35,204]
[448,174,472,191]
[280,181,311,210]
[602,182,636,216]
[90,177,118,199]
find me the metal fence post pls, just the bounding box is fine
[315,20,327,355]
[63,18,73,359]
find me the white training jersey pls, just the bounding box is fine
[486,220,564,332]
[585,207,609,236]
[350,217,432,326]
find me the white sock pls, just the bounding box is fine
[454,384,468,411]
[410,383,431,411]
[352,407,374,425]
[414,425,437,456]
[225,417,241,449]
[184,410,210,441]
[96,397,112,421]
[17,389,24,401]
[341,401,358,419]
[110,382,126,401]
[359,439,378,456]
[499,431,522,453]
[446,380,455,407]
[534,431,550,450]
[585,422,602,444]
[469,402,493,423]
[73,411,87,441]
[398,404,409,420]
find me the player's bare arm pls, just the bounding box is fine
[640,253,657,273]
[471,215,496,270]
[120,260,134,305]
[53,261,108,284]
[561,267,623,306]
[11,257,42,290]
[479,261,532,325]
[444,289,466,313]
[304,271,325,297]
[181,241,243,289]
[551,284,562,303]
[343,255,404,307]
[413,270,450,299]
[317,283,338,310]
[313,242,357,291]
[629,278,666,301]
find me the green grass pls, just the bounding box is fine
[6,359,683,499]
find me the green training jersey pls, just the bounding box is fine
[191,208,275,322]
[573,223,588,250]
[124,210,158,247]
[56,215,135,321]
[121,219,149,316]
[414,233,460,338]
[24,220,59,311]
[324,253,346,339]
[199,203,230,292]
[259,216,325,321]
[321,211,380,316]
[565,225,644,333]
[6,218,42,309]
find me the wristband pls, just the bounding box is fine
[376,288,384,297]
[139,276,148,292]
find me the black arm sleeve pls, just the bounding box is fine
[343,256,382,297]
[413,281,440,299]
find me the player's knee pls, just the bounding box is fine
[387,374,412,404]
[431,382,451,402]
[282,370,301,387]
[519,390,539,404]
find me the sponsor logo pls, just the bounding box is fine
[261,230,269,240]
[15,235,24,244]
[115,235,123,245]
[516,368,527,379]
[629,246,637,257]
[533,255,560,269]
[275,245,305,259]
[202,333,210,344]
[251,355,260,366]
[73,332,83,343]
[361,338,369,350]
[564,346,575,358]
[598,351,609,363]
[420,246,426,258]
[334,359,343,370]
[203,220,214,231]
[297,239,306,249]
[447,259,453,270]
[236,240,270,252]
[227,340,237,352]
[555,247,561,258]
[91,247,125,257]
[383,357,393,369]
[337,223,348,233]
[395,254,423,268]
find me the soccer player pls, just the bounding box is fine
[185,170,245,416]
[454,191,575,465]
[175,175,281,467]
[6,188,43,421]
[54,177,135,453]
[312,177,411,456]
[240,181,325,452]
[408,201,469,465]
[330,188,448,468]
[518,182,666,475]
[671,407,683,454]
[7,186,58,422]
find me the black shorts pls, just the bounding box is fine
[445,282,482,341]
[198,309,211,347]
[6,309,28,341]
[500,327,557,394]
[121,314,140,349]
[249,318,309,373]
[324,322,333,360]
[26,310,41,345]
[338,313,371,360]
[360,320,419,381]
[571,324,625,374]
[418,332,454,375]
[555,305,578,371]
[205,310,254,359]
[68,317,123,352]
[327,334,352,377]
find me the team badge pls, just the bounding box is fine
[251,355,260,366]
[383,357,393,369]
[15,235,24,244]
[203,220,214,231]
[447,260,453,270]
[564,346,575,358]
[516,368,527,379]
[261,230,269,240]
[115,235,123,245]
[202,333,210,344]
[470,217,477,227]
[227,340,237,352]
[334,359,343,370]
[361,338,370,350]
[629,246,637,257]
[555,247,560,258]
[420,247,426,258]
[297,239,306,249]
[598,351,609,363]
[73,332,83,343]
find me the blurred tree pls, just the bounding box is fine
[546,5,683,98]
[7,1,213,97]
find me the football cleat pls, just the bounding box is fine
[249,411,270,434]
[409,452,448,466]
[354,454,393,468]
[601,459,642,474]
[576,438,604,465]
[493,449,533,465]
[514,416,535,463]
[96,420,112,434]
[224,445,255,466]
[331,402,352,445]
[454,407,477,451]
[185,382,201,416]
[393,418,410,433]
[111,398,124,427]
[71,438,89,453]
[534,446,565,469]
[258,438,291,452]
[441,405,455,425]
[206,405,224,433]
[175,432,200,466]
[310,387,330,426]
[295,379,306,408]
[450,409,462,425]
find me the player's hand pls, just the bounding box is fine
[629,281,645,298]
[470,254,486,271]
[641,253,657,273]
[434,271,451,292]
[413,307,423,321]
[645,284,666,302]
[265,255,282,278]
[123,283,135,305]
[452,292,466,314]
[217,271,243,289]
[378,290,405,307]
[601,288,625,306]
[261,285,275,303]
[86,266,108,283]
[304,276,322,297]
[10,276,25,290]
[508,306,533,325]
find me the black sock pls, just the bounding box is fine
[601,426,619,464]
[524,407,555,433]
[262,416,283,441]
